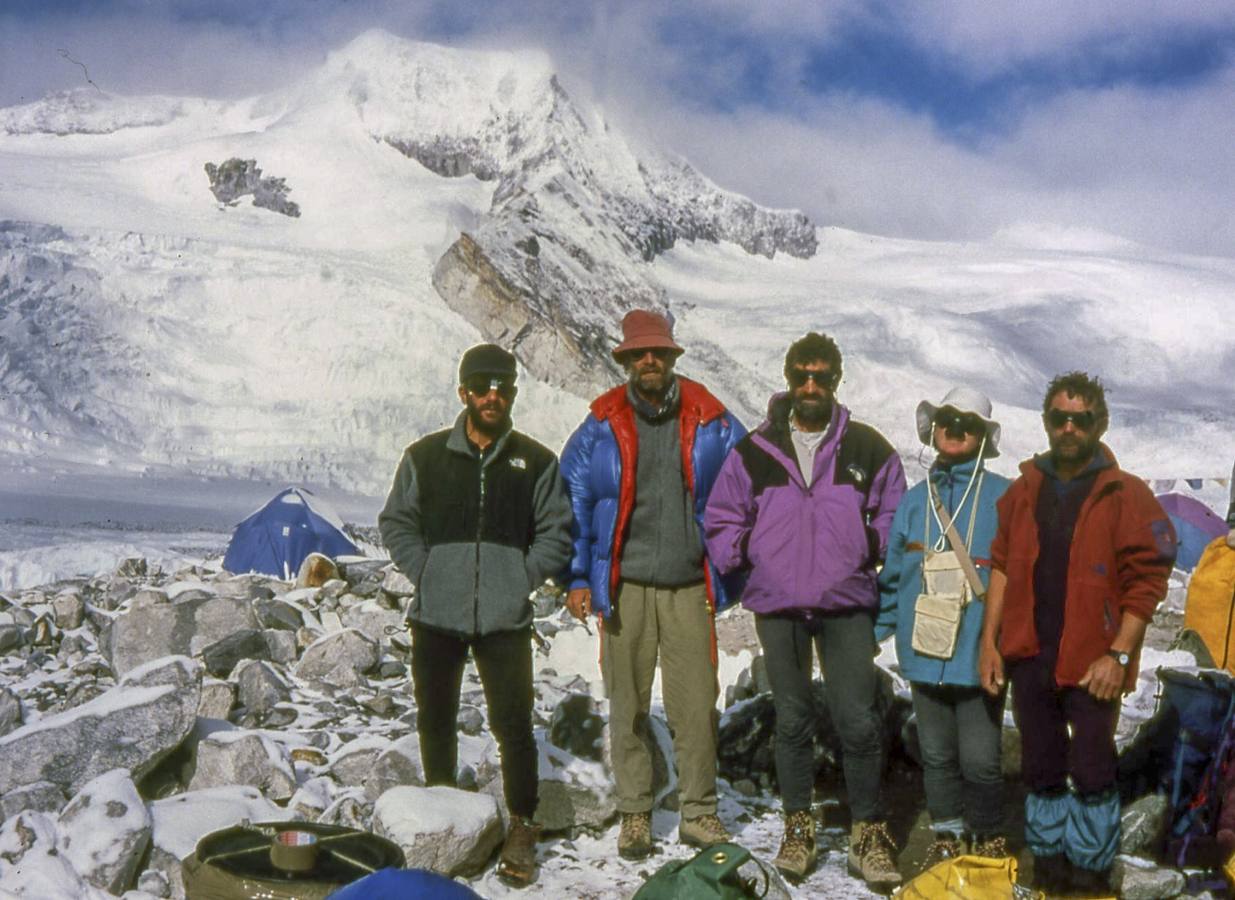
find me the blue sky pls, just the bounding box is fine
[3,0,1235,255]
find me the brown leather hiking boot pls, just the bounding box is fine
[922,831,964,870]
[848,819,902,892]
[496,815,542,886]
[772,809,817,881]
[969,833,1010,859]
[679,812,730,848]
[618,811,653,860]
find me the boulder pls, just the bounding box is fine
[1113,854,1187,900]
[295,628,379,683]
[187,731,296,801]
[0,687,21,737]
[536,738,617,832]
[548,693,605,762]
[380,566,414,598]
[0,810,112,899]
[196,679,235,720]
[0,656,201,796]
[51,591,85,630]
[340,599,403,648]
[330,737,390,788]
[363,735,425,801]
[263,629,298,665]
[1120,792,1169,855]
[0,781,65,820]
[233,660,290,720]
[199,628,269,678]
[373,785,502,876]
[253,598,303,631]
[58,769,151,894]
[105,591,258,677]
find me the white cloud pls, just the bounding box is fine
[2,0,1234,256]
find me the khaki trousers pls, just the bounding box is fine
[603,580,718,818]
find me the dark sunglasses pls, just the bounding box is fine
[619,347,675,365]
[463,375,516,399]
[1044,408,1097,431]
[787,368,839,390]
[934,408,984,436]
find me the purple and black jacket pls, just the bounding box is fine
[703,394,906,615]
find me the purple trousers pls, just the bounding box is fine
[1007,654,1119,796]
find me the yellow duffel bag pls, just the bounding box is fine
[895,854,1042,899]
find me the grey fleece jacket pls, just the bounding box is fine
[378,412,572,636]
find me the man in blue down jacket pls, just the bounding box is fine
[561,309,746,859]
[379,344,571,886]
[704,332,906,888]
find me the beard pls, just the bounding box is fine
[466,396,510,437]
[792,393,832,427]
[1049,431,1098,465]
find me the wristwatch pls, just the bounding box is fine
[1106,649,1130,666]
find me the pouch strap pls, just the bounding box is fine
[929,488,986,602]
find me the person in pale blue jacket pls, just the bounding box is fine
[876,387,1012,869]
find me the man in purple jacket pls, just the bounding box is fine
[704,332,907,888]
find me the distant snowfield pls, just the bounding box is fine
[0,32,1232,587]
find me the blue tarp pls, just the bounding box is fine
[222,487,358,579]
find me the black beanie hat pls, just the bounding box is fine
[458,343,517,383]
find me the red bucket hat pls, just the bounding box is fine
[611,309,684,361]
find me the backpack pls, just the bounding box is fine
[1156,668,1235,867]
[632,843,767,899]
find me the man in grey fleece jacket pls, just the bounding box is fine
[378,343,571,886]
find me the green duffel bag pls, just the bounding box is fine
[632,842,769,899]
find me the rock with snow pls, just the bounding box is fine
[253,598,303,631]
[0,781,66,820]
[0,624,24,654]
[1113,854,1186,899]
[136,869,171,898]
[233,659,290,720]
[51,590,85,630]
[204,158,300,218]
[104,590,258,677]
[1120,792,1168,855]
[536,735,618,832]
[340,599,403,648]
[187,731,296,801]
[199,628,269,677]
[330,736,390,788]
[0,810,112,899]
[196,679,234,720]
[380,566,414,598]
[373,785,502,876]
[548,693,605,762]
[295,628,379,683]
[262,629,298,665]
[363,735,424,801]
[0,687,21,737]
[57,769,151,894]
[0,655,201,796]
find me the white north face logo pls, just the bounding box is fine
[510,457,527,470]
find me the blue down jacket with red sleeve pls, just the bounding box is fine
[560,377,746,619]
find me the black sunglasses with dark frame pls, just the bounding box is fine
[617,346,676,366]
[1044,408,1097,431]
[787,368,839,390]
[463,374,517,400]
[934,408,985,436]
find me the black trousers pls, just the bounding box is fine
[410,623,537,818]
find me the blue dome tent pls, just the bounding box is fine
[223,487,358,579]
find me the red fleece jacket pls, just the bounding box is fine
[991,446,1176,690]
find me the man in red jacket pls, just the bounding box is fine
[979,372,1176,896]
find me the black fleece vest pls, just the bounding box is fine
[410,429,555,550]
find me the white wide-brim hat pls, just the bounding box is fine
[916,386,1001,457]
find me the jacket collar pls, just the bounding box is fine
[446,410,512,462]
[1018,443,1121,493]
[590,376,727,425]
